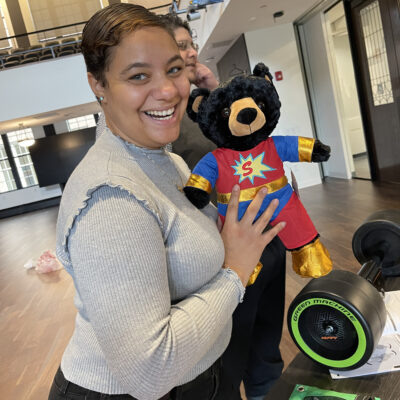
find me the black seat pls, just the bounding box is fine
[41,48,53,56]
[39,54,53,61]
[24,51,41,59]
[3,60,19,68]
[58,44,75,52]
[57,49,75,57]
[20,57,38,64]
[5,55,20,63]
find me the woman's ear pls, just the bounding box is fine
[87,72,106,104]
[186,88,210,122]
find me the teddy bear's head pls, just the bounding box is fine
[187,63,281,151]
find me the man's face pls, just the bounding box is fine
[173,27,198,84]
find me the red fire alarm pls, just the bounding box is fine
[275,71,283,81]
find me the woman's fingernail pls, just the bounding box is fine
[260,187,268,195]
[233,184,240,192]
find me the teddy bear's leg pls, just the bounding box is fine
[290,237,332,278]
[270,192,333,278]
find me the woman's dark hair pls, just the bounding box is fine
[159,13,192,36]
[81,3,174,86]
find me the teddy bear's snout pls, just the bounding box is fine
[237,108,258,125]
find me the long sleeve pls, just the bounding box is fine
[67,185,243,399]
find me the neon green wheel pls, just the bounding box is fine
[288,270,386,370]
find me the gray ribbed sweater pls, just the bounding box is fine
[56,128,244,400]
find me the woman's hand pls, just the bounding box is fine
[220,185,286,286]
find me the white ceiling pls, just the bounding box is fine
[0,0,323,134]
[197,0,324,73]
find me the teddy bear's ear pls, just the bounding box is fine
[253,63,274,83]
[187,88,210,122]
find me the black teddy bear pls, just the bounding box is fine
[184,63,333,280]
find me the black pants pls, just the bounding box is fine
[49,359,221,400]
[217,236,287,399]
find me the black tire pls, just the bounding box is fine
[287,270,386,370]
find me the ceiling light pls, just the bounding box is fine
[17,123,35,147]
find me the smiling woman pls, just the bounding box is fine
[48,3,285,400]
[88,27,189,148]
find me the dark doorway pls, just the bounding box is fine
[346,0,400,184]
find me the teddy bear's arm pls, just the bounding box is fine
[184,152,219,209]
[272,136,330,163]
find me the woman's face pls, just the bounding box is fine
[173,27,198,83]
[96,27,190,148]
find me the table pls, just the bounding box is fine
[265,276,400,400]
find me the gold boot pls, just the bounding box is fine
[291,238,332,278]
[247,262,263,286]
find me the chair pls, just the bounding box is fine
[24,52,41,59]
[41,48,53,57]
[57,44,75,54]
[20,57,38,64]
[39,54,53,61]
[3,60,19,68]
[57,49,75,57]
[5,55,20,63]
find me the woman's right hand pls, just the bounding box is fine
[220,184,286,287]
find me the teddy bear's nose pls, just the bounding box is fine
[237,108,258,125]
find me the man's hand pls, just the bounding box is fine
[194,63,219,90]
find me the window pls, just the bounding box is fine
[360,1,394,106]
[0,129,38,193]
[66,114,97,131]
[0,4,12,50]
[0,137,17,193]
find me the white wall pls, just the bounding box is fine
[245,24,322,189]
[299,13,352,179]
[0,54,94,122]
[332,35,366,156]
[0,184,62,210]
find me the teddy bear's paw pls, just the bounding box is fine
[183,186,210,209]
[291,238,333,278]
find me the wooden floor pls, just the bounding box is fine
[0,178,399,399]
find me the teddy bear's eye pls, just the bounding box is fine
[257,102,265,110]
[221,108,231,118]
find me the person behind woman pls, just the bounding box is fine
[48,4,285,400]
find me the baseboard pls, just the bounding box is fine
[0,196,61,219]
